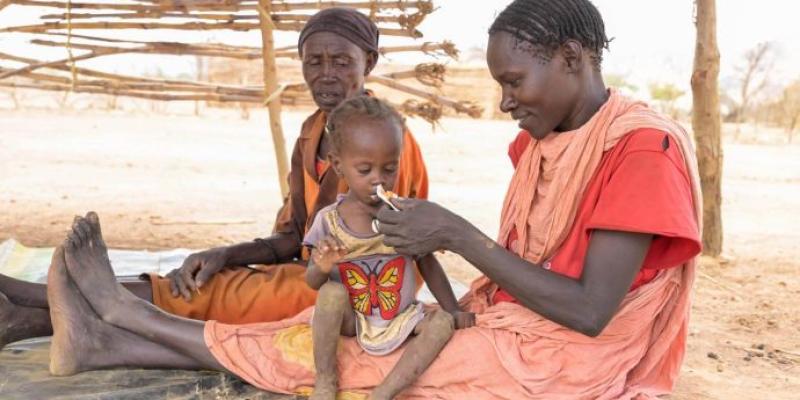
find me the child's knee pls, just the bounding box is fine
[316,281,350,309]
[424,310,455,338]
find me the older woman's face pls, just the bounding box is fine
[301,32,376,112]
[487,32,578,139]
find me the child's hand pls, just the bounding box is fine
[311,236,347,274]
[452,311,476,329]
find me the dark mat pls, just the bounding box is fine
[0,338,301,400]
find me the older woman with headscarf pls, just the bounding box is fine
[0,8,428,351]
[40,1,701,399]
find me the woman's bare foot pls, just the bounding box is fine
[49,246,202,376]
[63,212,135,325]
[0,290,51,351]
[49,244,130,376]
[60,212,225,372]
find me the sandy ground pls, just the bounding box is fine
[1,107,798,399]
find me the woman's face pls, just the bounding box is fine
[301,32,377,112]
[486,32,578,139]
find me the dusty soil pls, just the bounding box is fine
[1,107,798,399]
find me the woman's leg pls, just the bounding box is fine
[371,310,454,400]
[310,281,356,400]
[0,291,52,350]
[0,274,50,308]
[1,269,153,309]
[47,246,205,375]
[0,254,154,349]
[62,213,225,371]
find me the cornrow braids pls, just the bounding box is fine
[489,0,611,67]
[326,96,405,152]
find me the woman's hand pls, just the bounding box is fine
[168,247,230,301]
[375,198,469,255]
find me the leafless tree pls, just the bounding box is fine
[778,81,800,143]
[692,0,723,256]
[733,42,774,136]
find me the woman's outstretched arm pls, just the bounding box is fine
[377,199,650,337]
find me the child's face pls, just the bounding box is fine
[330,117,403,208]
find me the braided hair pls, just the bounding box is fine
[489,0,611,67]
[326,96,405,152]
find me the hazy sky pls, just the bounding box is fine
[420,0,800,89]
[1,0,798,93]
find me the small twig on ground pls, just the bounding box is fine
[729,341,800,362]
[698,270,743,301]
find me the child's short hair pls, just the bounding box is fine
[326,96,405,152]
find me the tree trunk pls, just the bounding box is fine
[691,0,723,256]
[258,0,289,198]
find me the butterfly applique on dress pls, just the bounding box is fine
[338,256,405,320]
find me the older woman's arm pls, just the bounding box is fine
[377,199,651,337]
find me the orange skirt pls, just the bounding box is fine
[147,263,317,324]
[204,267,693,399]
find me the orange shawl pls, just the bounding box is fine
[469,89,703,397]
[497,89,701,262]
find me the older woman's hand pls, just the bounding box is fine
[375,198,466,255]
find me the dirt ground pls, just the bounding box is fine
[1,106,798,399]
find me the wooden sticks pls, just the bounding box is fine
[0,0,484,122]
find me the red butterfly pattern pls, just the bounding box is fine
[338,256,406,320]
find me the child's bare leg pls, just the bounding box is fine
[371,310,454,400]
[310,281,356,400]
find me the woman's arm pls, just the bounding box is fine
[168,233,301,300]
[228,233,302,266]
[377,199,651,337]
[453,225,650,336]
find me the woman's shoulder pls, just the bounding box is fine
[617,128,675,151]
[611,128,689,175]
[506,128,685,168]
